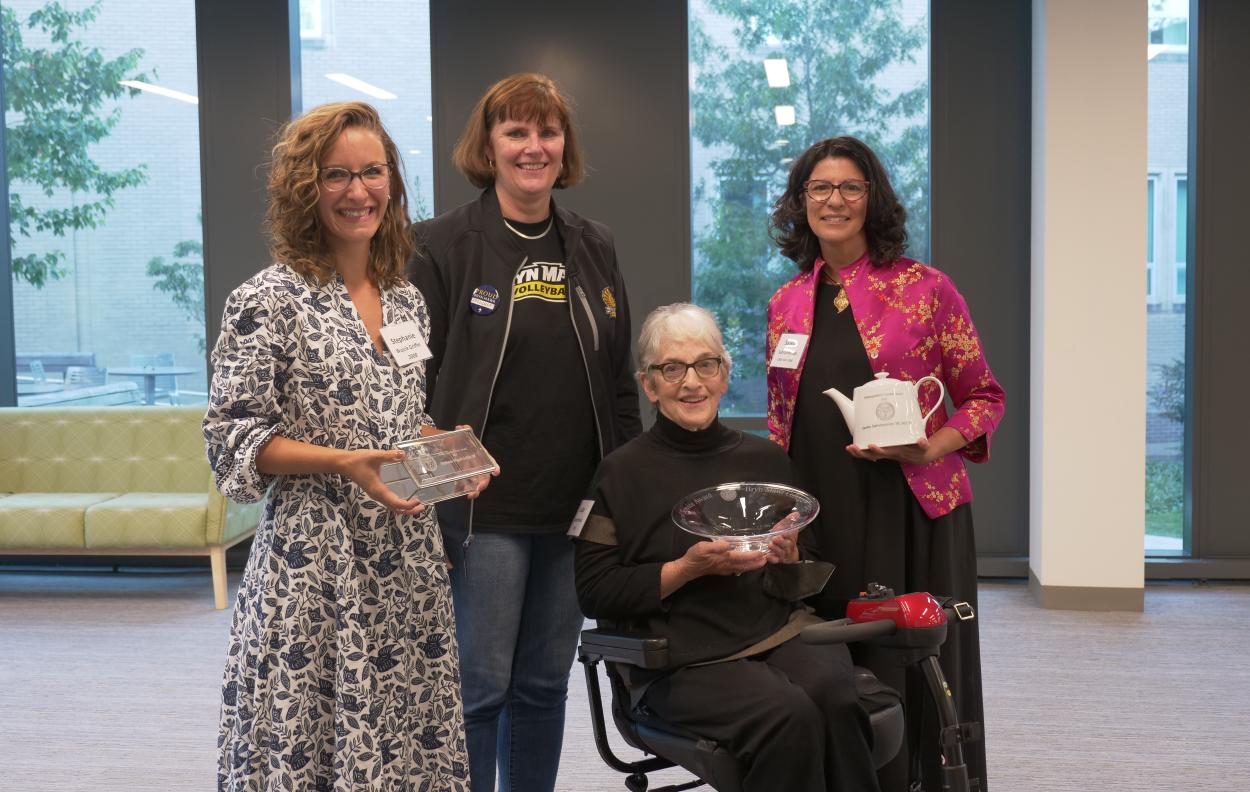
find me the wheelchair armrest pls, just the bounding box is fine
[579,628,670,669]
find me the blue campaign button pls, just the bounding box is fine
[470,284,500,315]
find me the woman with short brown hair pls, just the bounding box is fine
[410,73,639,792]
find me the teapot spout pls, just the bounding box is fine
[822,387,856,433]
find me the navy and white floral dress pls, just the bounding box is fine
[204,263,469,791]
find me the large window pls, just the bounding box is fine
[689,0,930,415]
[298,0,434,220]
[1145,0,1191,554]
[4,0,206,407]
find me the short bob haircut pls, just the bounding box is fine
[770,136,908,270]
[636,302,733,382]
[266,101,412,287]
[453,72,586,190]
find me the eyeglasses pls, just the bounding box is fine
[649,356,723,383]
[319,163,391,192]
[803,179,870,203]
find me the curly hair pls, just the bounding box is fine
[265,101,412,287]
[452,72,586,190]
[770,136,908,270]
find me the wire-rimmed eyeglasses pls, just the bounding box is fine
[319,163,392,192]
[803,179,870,203]
[648,356,723,383]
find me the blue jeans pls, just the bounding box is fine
[450,531,584,792]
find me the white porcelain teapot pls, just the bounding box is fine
[823,371,945,448]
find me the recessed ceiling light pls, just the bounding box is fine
[764,59,790,88]
[774,105,796,126]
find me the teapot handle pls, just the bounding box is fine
[916,376,946,424]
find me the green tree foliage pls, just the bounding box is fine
[691,0,927,411]
[147,220,204,352]
[1148,358,1185,425]
[2,1,148,287]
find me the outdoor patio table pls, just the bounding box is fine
[108,366,198,405]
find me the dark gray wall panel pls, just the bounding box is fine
[0,42,14,408]
[1190,0,1250,557]
[429,0,690,362]
[197,0,299,361]
[931,1,1032,558]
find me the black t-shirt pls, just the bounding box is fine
[472,216,599,532]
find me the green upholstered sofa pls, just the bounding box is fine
[0,406,262,608]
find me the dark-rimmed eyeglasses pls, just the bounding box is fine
[319,163,392,192]
[648,356,723,383]
[803,179,870,203]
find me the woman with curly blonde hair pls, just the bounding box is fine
[206,101,483,790]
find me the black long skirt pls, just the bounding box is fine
[788,280,988,792]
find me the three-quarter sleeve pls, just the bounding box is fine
[933,276,1005,463]
[203,278,288,503]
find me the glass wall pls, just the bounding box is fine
[298,0,434,220]
[689,0,930,415]
[1145,0,1191,554]
[4,0,206,407]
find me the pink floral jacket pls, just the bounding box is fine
[766,254,1005,518]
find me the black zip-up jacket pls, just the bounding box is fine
[408,189,642,556]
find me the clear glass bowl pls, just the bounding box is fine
[671,482,820,552]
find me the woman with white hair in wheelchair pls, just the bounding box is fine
[573,303,880,791]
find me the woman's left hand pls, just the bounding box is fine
[454,424,500,500]
[847,437,937,465]
[419,423,500,500]
[846,426,969,466]
[765,514,801,565]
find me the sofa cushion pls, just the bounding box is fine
[85,493,210,548]
[0,407,209,493]
[0,493,119,547]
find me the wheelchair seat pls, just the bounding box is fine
[579,628,905,792]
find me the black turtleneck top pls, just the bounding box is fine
[574,411,816,684]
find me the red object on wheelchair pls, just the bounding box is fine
[847,588,947,629]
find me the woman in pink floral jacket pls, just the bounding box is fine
[766,136,1004,792]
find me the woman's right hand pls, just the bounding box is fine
[660,539,769,597]
[683,539,770,577]
[339,449,426,515]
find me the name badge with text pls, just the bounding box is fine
[769,333,810,370]
[380,321,432,367]
[568,499,595,538]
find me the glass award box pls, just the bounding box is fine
[380,428,495,504]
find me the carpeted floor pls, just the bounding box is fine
[1,570,1246,791]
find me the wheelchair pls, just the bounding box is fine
[577,584,982,792]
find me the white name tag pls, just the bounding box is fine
[380,321,432,367]
[568,499,595,538]
[769,333,810,370]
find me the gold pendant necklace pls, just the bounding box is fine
[832,287,849,313]
[821,269,849,313]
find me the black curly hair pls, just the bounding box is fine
[770,136,908,270]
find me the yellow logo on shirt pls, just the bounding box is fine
[601,287,617,318]
[513,261,567,303]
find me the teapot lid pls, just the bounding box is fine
[861,370,904,391]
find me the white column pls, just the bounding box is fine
[1029,0,1146,610]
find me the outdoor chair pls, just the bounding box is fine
[64,365,108,388]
